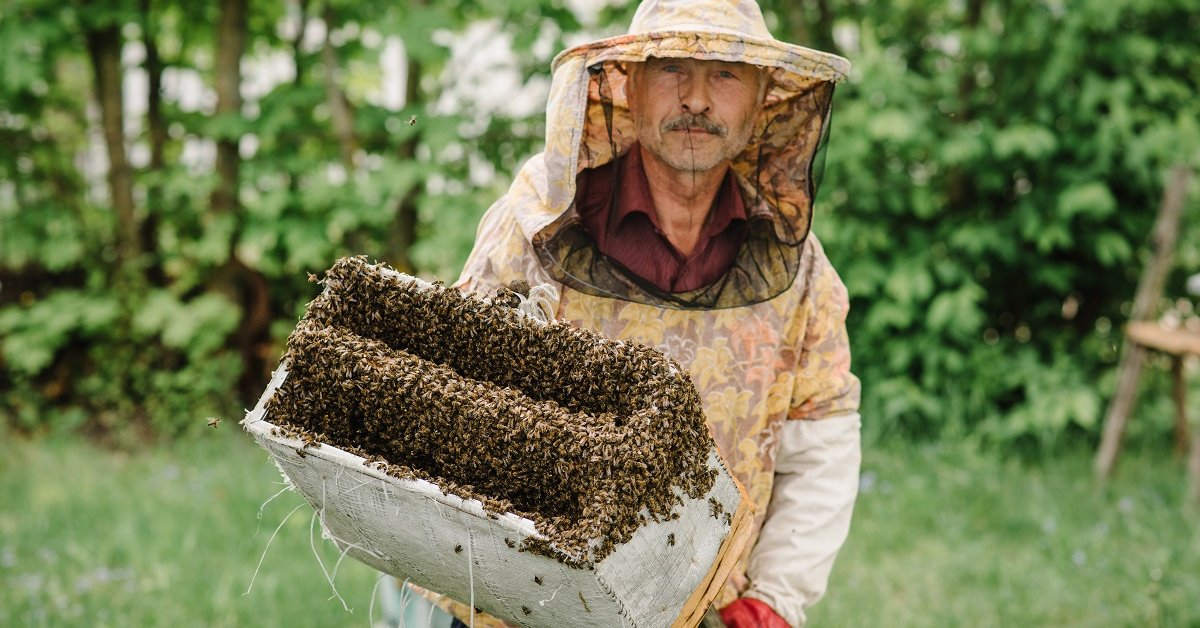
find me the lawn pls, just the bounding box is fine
[811,442,1200,627]
[2,427,1198,627]
[0,427,381,627]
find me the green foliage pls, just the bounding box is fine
[0,0,582,435]
[811,0,1200,447]
[0,291,119,375]
[1,0,1198,448]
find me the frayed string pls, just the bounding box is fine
[367,572,388,627]
[244,502,305,596]
[312,481,353,612]
[253,485,293,536]
[310,511,352,611]
[467,531,475,628]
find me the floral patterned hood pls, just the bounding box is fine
[510,0,851,309]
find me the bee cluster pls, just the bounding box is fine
[266,257,716,564]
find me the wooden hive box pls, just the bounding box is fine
[242,257,753,627]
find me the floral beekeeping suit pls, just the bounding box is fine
[428,0,862,625]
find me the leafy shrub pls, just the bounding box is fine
[816,0,1200,447]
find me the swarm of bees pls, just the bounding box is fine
[266,256,716,564]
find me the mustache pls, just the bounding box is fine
[661,114,726,137]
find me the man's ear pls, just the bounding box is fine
[622,62,639,112]
[758,67,771,105]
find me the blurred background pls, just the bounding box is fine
[1,0,1198,625]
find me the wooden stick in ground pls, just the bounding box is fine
[1095,166,1193,481]
[1172,357,1191,457]
[1190,399,1200,506]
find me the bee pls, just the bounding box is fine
[521,606,532,616]
[454,544,462,554]
[207,417,221,428]
[407,115,417,126]
[667,533,675,547]
[504,538,515,549]
[533,575,543,586]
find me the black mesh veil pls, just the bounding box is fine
[532,59,837,310]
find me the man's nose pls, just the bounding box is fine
[677,76,712,115]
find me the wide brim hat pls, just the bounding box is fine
[551,0,852,97]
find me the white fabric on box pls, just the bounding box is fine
[244,365,748,628]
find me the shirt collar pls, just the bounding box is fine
[607,142,747,238]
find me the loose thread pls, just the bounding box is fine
[329,537,368,583]
[253,485,293,536]
[467,531,475,628]
[538,583,565,607]
[343,478,374,494]
[395,577,415,628]
[312,482,352,612]
[368,572,387,628]
[244,502,305,596]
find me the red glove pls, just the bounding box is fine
[719,598,790,628]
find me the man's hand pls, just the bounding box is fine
[719,598,791,628]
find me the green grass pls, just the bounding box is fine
[0,428,381,627]
[809,442,1200,627]
[2,430,1198,627]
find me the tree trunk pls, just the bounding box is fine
[322,5,359,171]
[946,0,986,209]
[810,0,839,55]
[85,22,140,266]
[767,0,838,55]
[141,0,167,283]
[210,0,272,403]
[291,0,310,87]
[387,53,422,274]
[211,0,246,218]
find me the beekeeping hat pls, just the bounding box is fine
[528,0,853,309]
[552,0,850,87]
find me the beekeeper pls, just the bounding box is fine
[438,0,861,626]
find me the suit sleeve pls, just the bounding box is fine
[454,193,558,299]
[742,238,862,627]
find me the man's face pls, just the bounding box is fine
[627,57,766,174]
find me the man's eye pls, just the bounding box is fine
[662,64,682,73]
[717,70,737,79]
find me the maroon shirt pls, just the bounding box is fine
[574,144,747,293]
